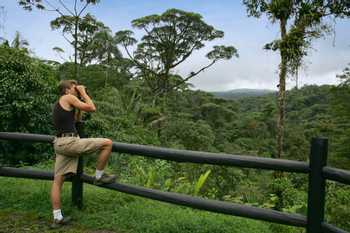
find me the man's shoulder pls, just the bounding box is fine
[60,94,78,107]
[61,94,77,102]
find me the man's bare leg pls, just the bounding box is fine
[51,175,64,209]
[50,174,71,227]
[96,139,113,170]
[51,175,64,220]
[95,139,115,183]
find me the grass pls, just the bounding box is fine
[0,210,104,233]
[0,173,274,233]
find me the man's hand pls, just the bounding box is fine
[75,85,87,96]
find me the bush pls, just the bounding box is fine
[0,46,57,165]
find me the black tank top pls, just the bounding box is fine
[52,98,77,135]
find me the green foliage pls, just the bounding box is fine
[200,102,236,128]
[57,62,132,91]
[267,177,307,213]
[0,5,346,233]
[17,0,45,11]
[0,46,57,165]
[211,89,274,99]
[3,5,350,231]
[329,65,350,168]
[91,28,123,64]
[331,64,350,117]
[326,182,350,231]
[193,169,211,196]
[3,47,349,229]
[161,117,215,151]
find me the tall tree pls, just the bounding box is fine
[17,0,100,79]
[91,28,123,65]
[89,28,125,87]
[115,9,238,97]
[50,13,106,66]
[243,0,349,158]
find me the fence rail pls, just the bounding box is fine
[0,166,54,181]
[323,167,350,185]
[0,166,307,227]
[0,132,309,173]
[322,223,349,233]
[0,132,349,233]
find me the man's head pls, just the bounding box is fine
[58,80,78,96]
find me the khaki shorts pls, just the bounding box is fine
[53,136,107,176]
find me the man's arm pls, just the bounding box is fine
[76,86,96,112]
[67,89,96,112]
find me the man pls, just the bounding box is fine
[51,80,116,228]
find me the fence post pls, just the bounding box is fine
[72,121,85,209]
[307,138,328,233]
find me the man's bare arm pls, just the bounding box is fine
[76,85,96,112]
[68,93,96,112]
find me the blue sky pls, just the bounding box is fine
[1,0,349,91]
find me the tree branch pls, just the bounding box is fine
[43,0,66,17]
[170,43,198,68]
[168,60,217,93]
[143,26,163,44]
[74,0,77,15]
[78,2,89,17]
[58,0,74,15]
[123,45,159,78]
[62,32,73,45]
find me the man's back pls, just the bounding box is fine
[52,97,77,135]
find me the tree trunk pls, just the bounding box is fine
[272,19,289,211]
[276,18,287,160]
[74,17,79,80]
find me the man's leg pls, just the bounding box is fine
[69,137,115,184]
[51,175,64,219]
[96,139,113,170]
[50,174,71,228]
[95,139,115,184]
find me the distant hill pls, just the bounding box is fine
[211,88,276,99]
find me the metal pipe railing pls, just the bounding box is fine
[1,132,349,233]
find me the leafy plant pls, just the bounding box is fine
[193,169,211,196]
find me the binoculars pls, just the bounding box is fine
[75,87,89,102]
[75,85,89,96]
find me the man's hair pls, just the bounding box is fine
[58,79,78,96]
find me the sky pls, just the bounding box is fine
[1,0,349,92]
